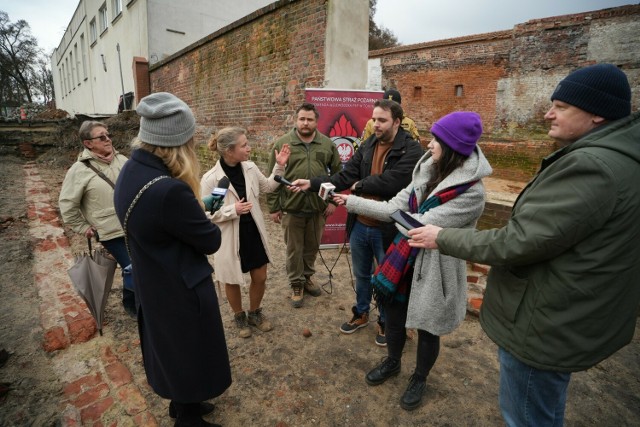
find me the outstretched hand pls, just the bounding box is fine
[289,179,310,193]
[407,225,442,249]
[275,144,291,166]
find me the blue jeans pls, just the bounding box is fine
[499,347,571,427]
[349,221,386,322]
[101,237,135,304]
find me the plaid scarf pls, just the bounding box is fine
[371,180,478,304]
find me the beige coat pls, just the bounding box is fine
[200,161,284,285]
[59,148,128,241]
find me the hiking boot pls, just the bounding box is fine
[248,307,273,332]
[340,306,369,334]
[234,311,252,338]
[400,374,427,411]
[291,284,304,308]
[375,321,387,347]
[304,277,322,297]
[365,357,401,386]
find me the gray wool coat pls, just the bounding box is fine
[346,147,492,335]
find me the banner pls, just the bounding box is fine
[305,89,383,247]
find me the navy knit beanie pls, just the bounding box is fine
[550,64,631,120]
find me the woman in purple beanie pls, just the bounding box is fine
[334,111,492,411]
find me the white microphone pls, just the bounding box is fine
[318,182,336,201]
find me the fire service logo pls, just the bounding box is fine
[328,114,360,163]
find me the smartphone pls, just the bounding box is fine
[389,210,423,230]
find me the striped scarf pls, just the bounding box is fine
[371,180,478,304]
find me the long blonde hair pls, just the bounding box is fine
[132,137,202,203]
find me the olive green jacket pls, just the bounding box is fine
[437,112,640,372]
[267,128,341,214]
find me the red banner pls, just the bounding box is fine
[305,89,383,247]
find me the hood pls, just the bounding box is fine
[417,145,493,194]
[568,111,640,165]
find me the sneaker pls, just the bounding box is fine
[234,311,252,338]
[248,307,273,332]
[400,374,427,411]
[365,357,401,386]
[340,306,369,334]
[304,277,322,297]
[375,321,387,347]
[291,284,304,308]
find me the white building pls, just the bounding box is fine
[52,0,272,116]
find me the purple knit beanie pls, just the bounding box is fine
[430,111,483,157]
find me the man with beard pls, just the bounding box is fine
[267,103,342,308]
[291,99,423,346]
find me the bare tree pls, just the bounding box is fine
[0,11,41,103]
[369,0,399,51]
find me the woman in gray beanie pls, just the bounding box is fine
[114,92,231,427]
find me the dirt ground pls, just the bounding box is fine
[0,148,639,426]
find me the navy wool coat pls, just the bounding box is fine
[114,148,231,402]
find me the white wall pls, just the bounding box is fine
[53,0,273,115]
[147,0,272,64]
[53,0,151,115]
[324,0,369,89]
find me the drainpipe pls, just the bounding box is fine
[116,43,127,110]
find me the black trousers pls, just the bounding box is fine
[385,292,440,379]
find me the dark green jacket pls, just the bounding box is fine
[267,128,341,214]
[437,112,640,372]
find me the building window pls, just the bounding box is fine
[60,65,66,94]
[65,58,71,94]
[99,3,108,33]
[413,86,422,98]
[455,85,464,97]
[89,18,97,44]
[80,34,88,79]
[70,52,76,88]
[112,0,122,19]
[74,44,81,85]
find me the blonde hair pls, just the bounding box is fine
[132,137,202,205]
[207,127,246,158]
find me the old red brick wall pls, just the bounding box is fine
[148,0,327,167]
[373,5,639,139]
[371,5,639,183]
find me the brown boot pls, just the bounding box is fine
[291,284,304,308]
[339,307,369,334]
[248,307,273,332]
[234,311,252,338]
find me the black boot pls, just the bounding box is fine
[169,401,215,418]
[171,401,219,427]
[365,357,401,386]
[400,374,426,411]
[122,289,137,318]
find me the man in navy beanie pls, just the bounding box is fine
[407,63,639,426]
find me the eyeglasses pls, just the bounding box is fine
[87,133,111,142]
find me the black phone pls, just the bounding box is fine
[389,210,423,230]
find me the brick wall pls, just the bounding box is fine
[479,139,556,182]
[372,5,639,138]
[149,0,327,171]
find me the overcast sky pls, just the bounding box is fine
[1,0,636,54]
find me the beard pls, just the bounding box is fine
[297,127,315,138]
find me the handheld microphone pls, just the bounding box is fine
[318,182,336,200]
[274,175,294,186]
[204,176,230,213]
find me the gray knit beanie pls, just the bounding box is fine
[550,64,631,120]
[136,92,196,147]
